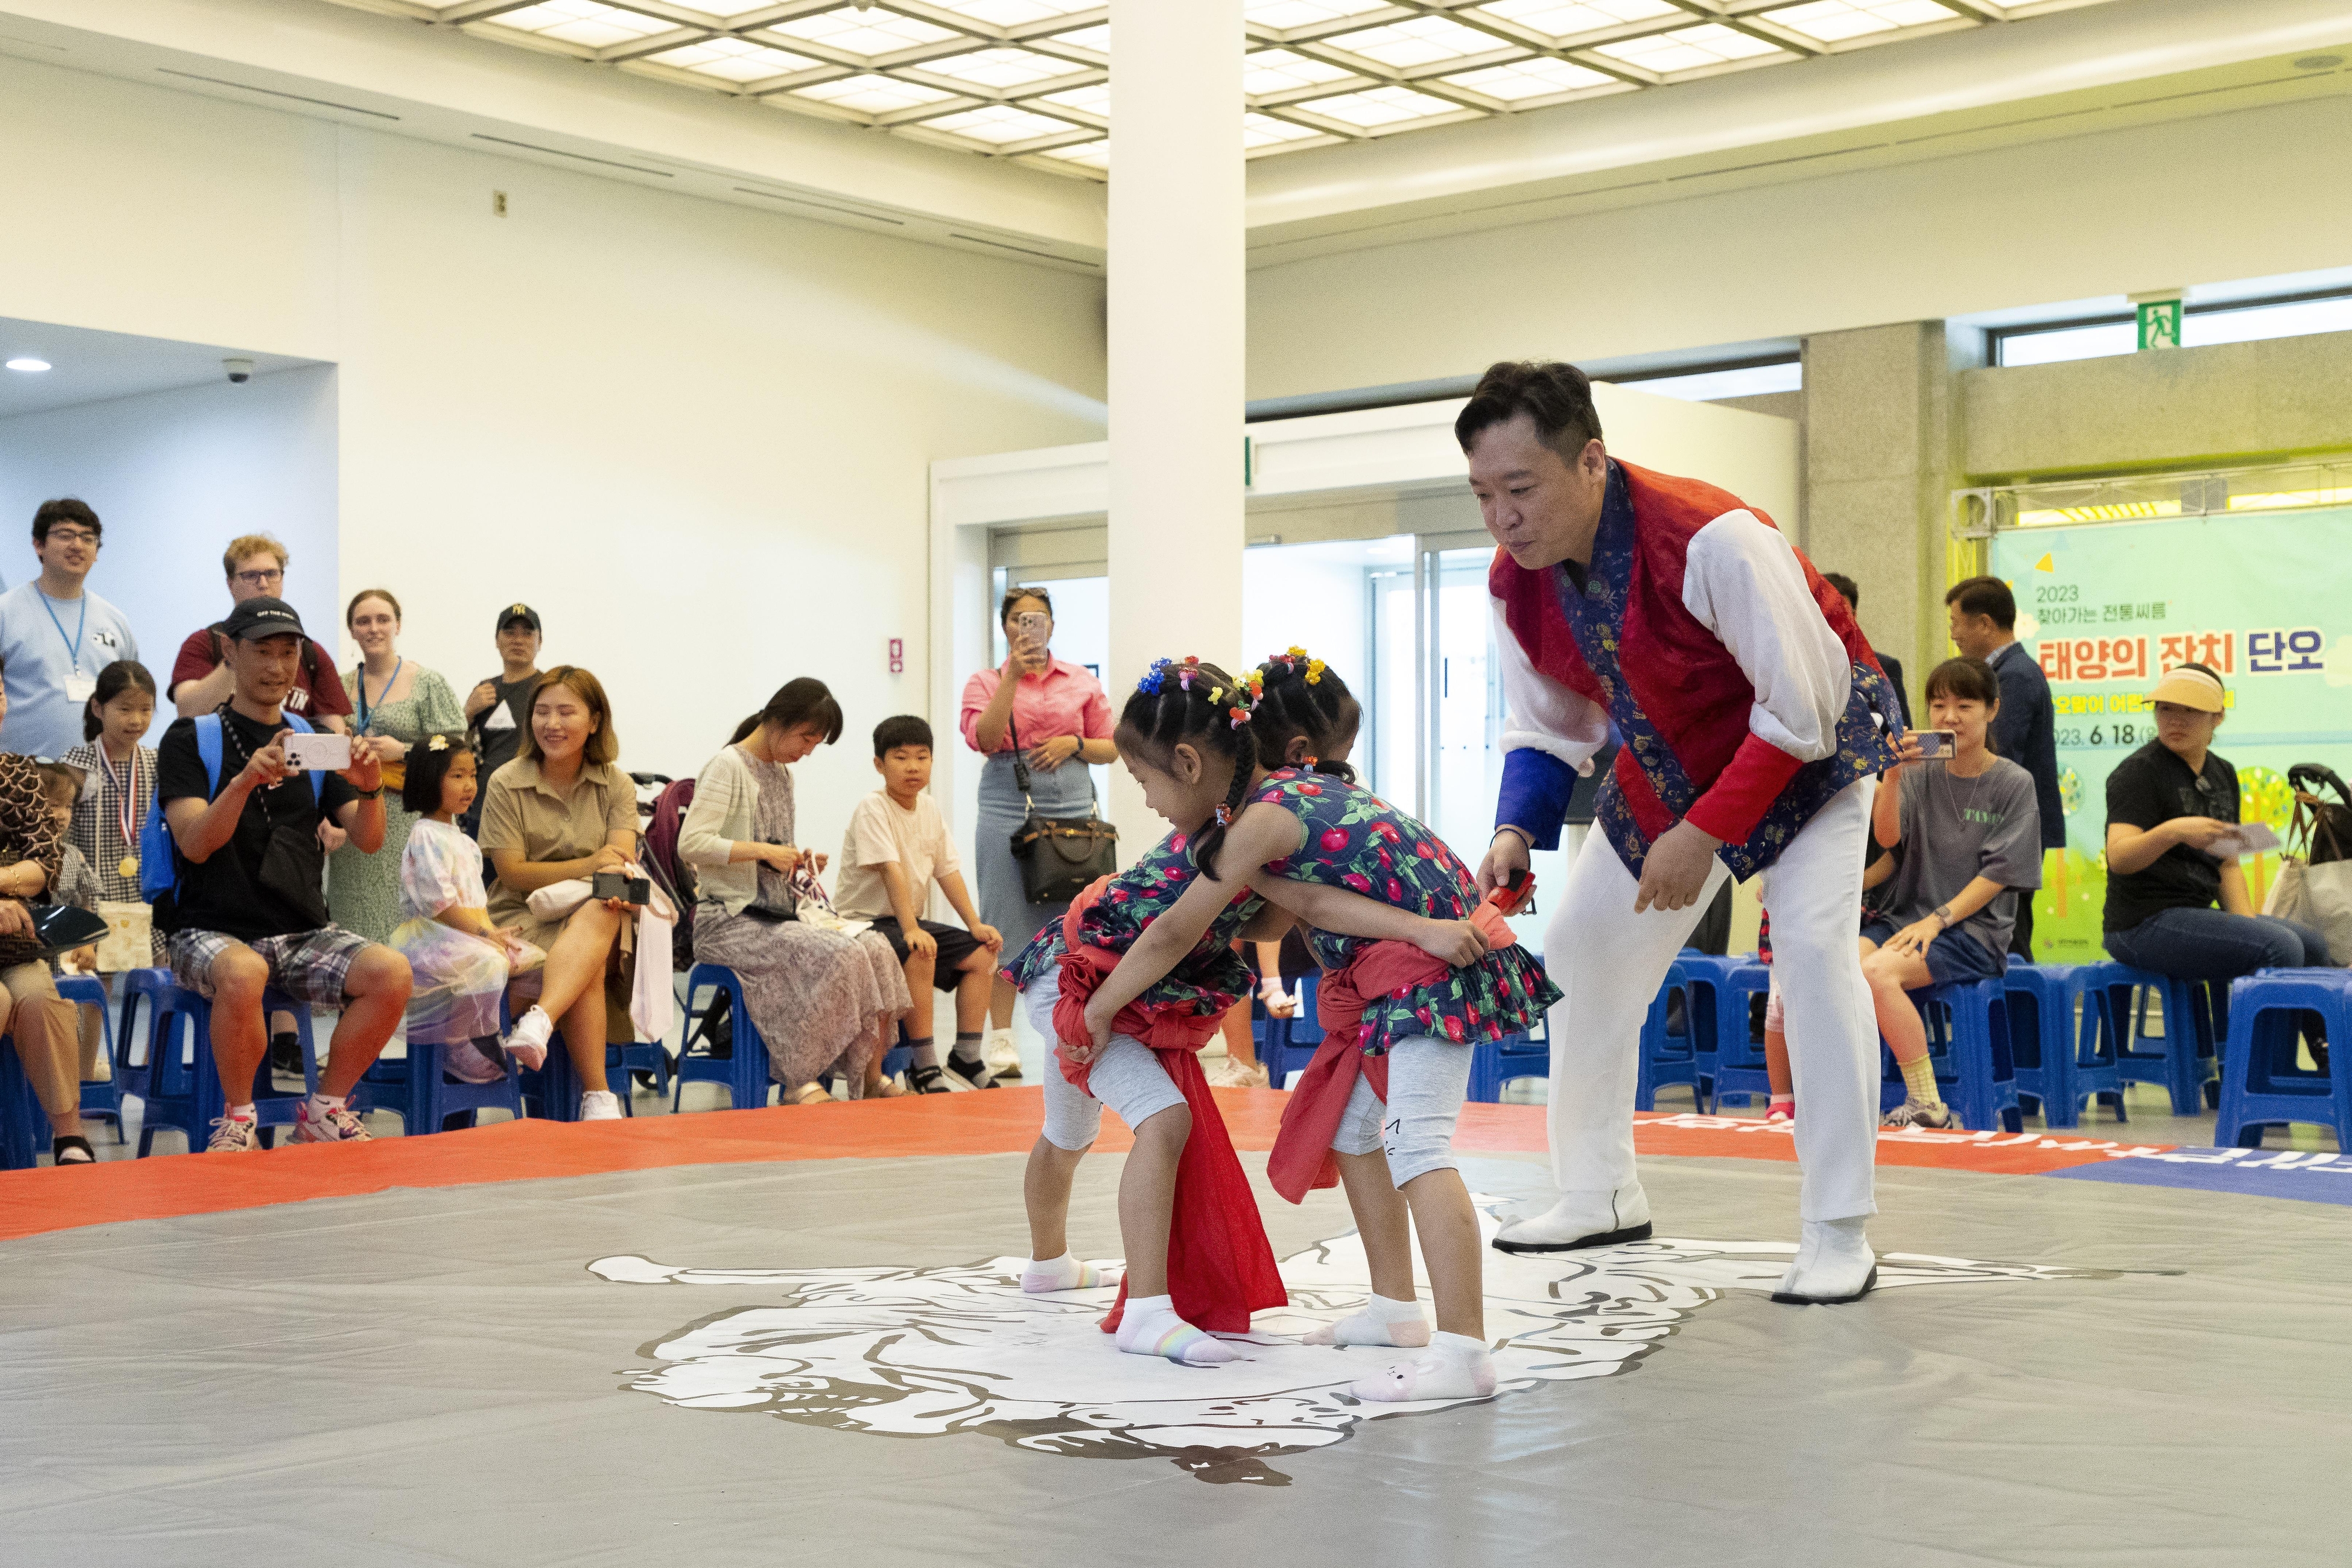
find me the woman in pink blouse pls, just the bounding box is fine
[961,587,1117,1064]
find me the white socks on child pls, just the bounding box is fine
[1020,1253,1110,1293]
[1304,1292,1430,1349]
[1349,1330,1496,1403]
[1114,1294,1238,1366]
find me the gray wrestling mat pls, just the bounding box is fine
[3,1149,2346,1567]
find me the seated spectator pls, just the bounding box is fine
[170,533,353,732]
[156,597,412,1152]
[478,666,640,1120]
[834,716,1002,1094]
[1862,657,2043,1131]
[393,734,531,1086]
[0,499,139,761]
[0,752,91,1164]
[33,760,107,1085]
[461,604,544,839]
[680,681,910,1104]
[2103,662,2330,979]
[1946,573,2064,958]
[329,589,465,943]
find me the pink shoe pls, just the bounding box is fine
[443,1041,506,1085]
[290,1099,373,1144]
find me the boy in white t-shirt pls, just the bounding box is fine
[837,717,1004,1092]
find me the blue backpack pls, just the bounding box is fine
[140,713,328,904]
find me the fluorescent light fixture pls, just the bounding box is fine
[5,357,51,373]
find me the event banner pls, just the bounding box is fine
[1987,507,2352,962]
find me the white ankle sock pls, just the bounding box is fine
[1114,1293,1238,1366]
[225,1102,256,1122]
[1304,1292,1430,1348]
[1349,1330,1496,1403]
[1020,1252,1106,1293]
[305,1091,346,1116]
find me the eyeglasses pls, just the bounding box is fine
[43,528,98,546]
[233,568,285,587]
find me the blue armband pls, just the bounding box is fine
[1496,748,1576,852]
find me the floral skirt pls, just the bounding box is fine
[694,907,913,1093]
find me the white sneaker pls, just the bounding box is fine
[1772,1216,1877,1305]
[505,1006,553,1072]
[579,1089,624,1121]
[984,1027,1023,1080]
[1491,1183,1652,1255]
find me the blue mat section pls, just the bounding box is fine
[2045,1148,2352,1206]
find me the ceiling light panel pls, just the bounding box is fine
[762,7,964,59]
[1036,83,1110,116]
[1760,0,1964,46]
[1244,111,1326,146]
[1243,48,1359,96]
[1041,139,1110,169]
[1464,0,1680,46]
[915,46,1085,90]
[1439,55,1616,102]
[473,1,677,49]
[1244,0,1395,31]
[924,0,1102,24]
[1592,23,1788,74]
[645,38,826,84]
[1035,22,1110,56]
[1295,83,1469,129]
[788,72,959,115]
[1324,15,1514,69]
[916,103,1085,144]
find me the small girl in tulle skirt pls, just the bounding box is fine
[393,734,540,1084]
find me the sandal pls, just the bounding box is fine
[51,1134,96,1166]
[789,1082,833,1106]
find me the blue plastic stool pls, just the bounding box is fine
[398,1040,526,1133]
[0,1038,46,1168]
[2078,963,2224,1116]
[2002,964,2120,1129]
[1636,957,1722,1112]
[1704,962,1776,1110]
[55,973,123,1139]
[133,985,321,1155]
[668,964,776,1112]
[108,968,175,1131]
[1466,1022,1549,1104]
[2214,970,2351,1149]
[1883,979,2023,1133]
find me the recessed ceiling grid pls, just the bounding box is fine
[322,1,2116,180]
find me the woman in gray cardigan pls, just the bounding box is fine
[679,680,910,1101]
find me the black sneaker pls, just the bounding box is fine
[268,1030,304,1081]
[946,1052,1000,1090]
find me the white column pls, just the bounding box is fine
[1105,0,1245,853]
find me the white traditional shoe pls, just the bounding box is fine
[1491,1184,1653,1255]
[984,1027,1023,1081]
[1772,1216,1877,1305]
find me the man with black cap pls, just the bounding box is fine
[156,596,413,1152]
[461,603,543,838]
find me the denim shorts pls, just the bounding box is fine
[1860,917,2004,988]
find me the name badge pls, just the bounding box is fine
[64,674,97,703]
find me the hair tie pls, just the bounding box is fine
[1137,657,1172,696]
[1305,658,1325,686]
[1177,654,1202,692]
[1302,755,1318,768]
[1214,804,1233,827]
[427,734,450,753]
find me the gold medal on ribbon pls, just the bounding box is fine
[120,854,139,880]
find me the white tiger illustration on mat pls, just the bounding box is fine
[593,1201,2100,1485]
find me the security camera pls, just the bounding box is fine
[223,357,253,385]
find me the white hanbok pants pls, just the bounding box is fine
[1541,777,1879,1222]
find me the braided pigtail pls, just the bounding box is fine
[1114,656,1259,879]
[1252,647,1362,784]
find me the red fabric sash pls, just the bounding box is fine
[1266,902,1518,1205]
[1049,881,1288,1335]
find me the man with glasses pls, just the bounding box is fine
[169,533,352,733]
[0,499,141,758]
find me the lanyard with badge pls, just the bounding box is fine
[38,590,95,703]
[98,745,141,881]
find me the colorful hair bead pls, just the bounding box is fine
[1138,657,1173,696]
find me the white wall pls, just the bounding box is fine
[1246,89,2352,402]
[0,365,339,745]
[0,50,1106,845]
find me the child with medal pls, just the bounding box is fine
[59,660,163,957]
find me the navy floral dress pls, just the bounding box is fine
[1254,768,1558,1055]
[1005,828,1264,1020]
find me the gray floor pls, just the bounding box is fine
[6,1141,2348,1566]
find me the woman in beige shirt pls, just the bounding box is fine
[477,666,639,1121]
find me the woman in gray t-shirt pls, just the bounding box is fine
[1863,657,2043,1131]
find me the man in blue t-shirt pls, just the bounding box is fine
[1946,574,2064,958]
[0,499,139,760]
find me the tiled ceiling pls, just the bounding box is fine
[325,1,2114,181]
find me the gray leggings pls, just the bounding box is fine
[1025,974,1188,1150]
[1330,1035,1471,1188]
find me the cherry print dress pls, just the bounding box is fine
[1004,827,1264,1018]
[1252,768,1557,1052]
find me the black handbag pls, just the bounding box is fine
[1006,717,1117,905]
